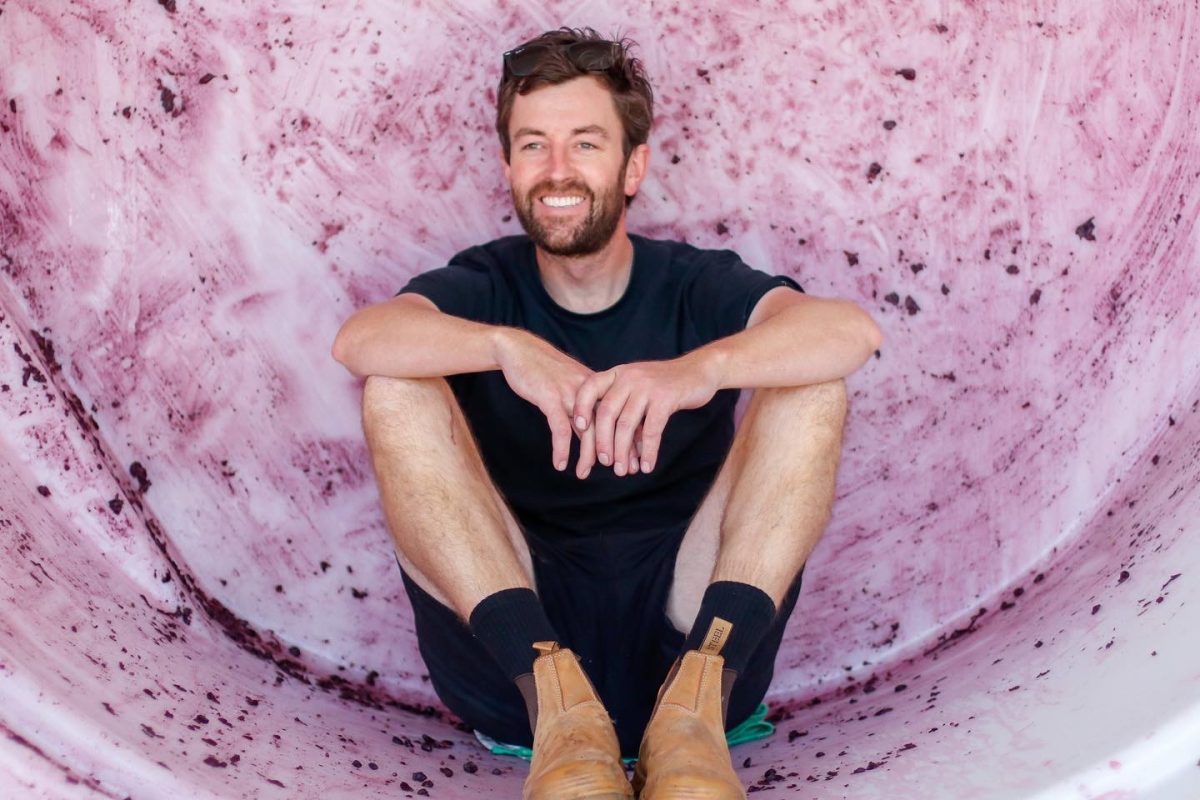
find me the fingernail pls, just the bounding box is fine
[575,416,587,430]
[630,458,639,471]
[599,453,610,466]
[615,462,625,476]
[643,461,653,472]
[581,468,590,479]
[557,460,566,471]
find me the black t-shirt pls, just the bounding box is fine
[395,233,803,542]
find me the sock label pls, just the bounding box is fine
[699,617,733,656]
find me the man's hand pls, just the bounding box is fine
[572,353,722,477]
[493,328,598,474]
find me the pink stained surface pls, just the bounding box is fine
[1,1,1199,798]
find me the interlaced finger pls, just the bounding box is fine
[594,384,630,469]
[639,404,671,474]
[576,420,597,479]
[613,394,648,477]
[546,405,572,472]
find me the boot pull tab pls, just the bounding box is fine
[532,641,561,656]
[699,618,733,656]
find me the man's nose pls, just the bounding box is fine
[547,143,573,182]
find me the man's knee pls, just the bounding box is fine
[361,375,454,434]
[752,378,847,430]
[805,378,848,428]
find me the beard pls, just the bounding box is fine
[511,165,627,257]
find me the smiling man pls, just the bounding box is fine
[332,27,882,800]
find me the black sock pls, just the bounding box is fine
[681,581,776,676]
[468,588,559,681]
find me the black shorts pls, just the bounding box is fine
[398,522,804,758]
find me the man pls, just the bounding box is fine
[332,27,882,800]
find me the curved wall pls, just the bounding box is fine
[1,1,1198,797]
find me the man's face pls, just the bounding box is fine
[504,76,647,257]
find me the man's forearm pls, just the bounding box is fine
[692,300,882,390]
[331,301,507,379]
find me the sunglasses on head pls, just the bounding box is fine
[502,40,622,78]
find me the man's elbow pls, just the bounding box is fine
[330,321,360,372]
[835,301,883,355]
[863,313,884,352]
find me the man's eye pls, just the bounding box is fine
[522,142,542,150]
[578,142,597,150]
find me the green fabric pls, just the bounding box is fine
[725,702,775,746]
[475,703,774,763]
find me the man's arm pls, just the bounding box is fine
[331,294,506,379]
[696,286,883,390]
[571,287,883,476]
[333,294,603,476]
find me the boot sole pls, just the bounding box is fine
[524,771,633,800]
[526,793,630,800]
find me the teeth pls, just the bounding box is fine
[542,196,584,208]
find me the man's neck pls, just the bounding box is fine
[535,229,635,315]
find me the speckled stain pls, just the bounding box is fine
[0,0,1199,798]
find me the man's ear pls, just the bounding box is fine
[624,143,650,199]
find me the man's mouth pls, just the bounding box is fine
[540,195,586,208]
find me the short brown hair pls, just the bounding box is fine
[495,27,654,164]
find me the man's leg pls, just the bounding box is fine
[362,376,633,800]
[364,375,574,698]
[361,375,535,619]
[668,378,847,644]
[635,380,846,799]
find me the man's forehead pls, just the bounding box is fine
[508,76,622,134]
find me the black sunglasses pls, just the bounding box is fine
[502,40,622,78]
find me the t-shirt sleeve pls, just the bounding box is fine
[394,258,495,324]
[686,254,805,344]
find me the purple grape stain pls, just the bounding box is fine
[129,461,151,493]
[1076,217,1096,241]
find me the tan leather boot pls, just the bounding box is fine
[633,620,746,799]
[521,641,633,800]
